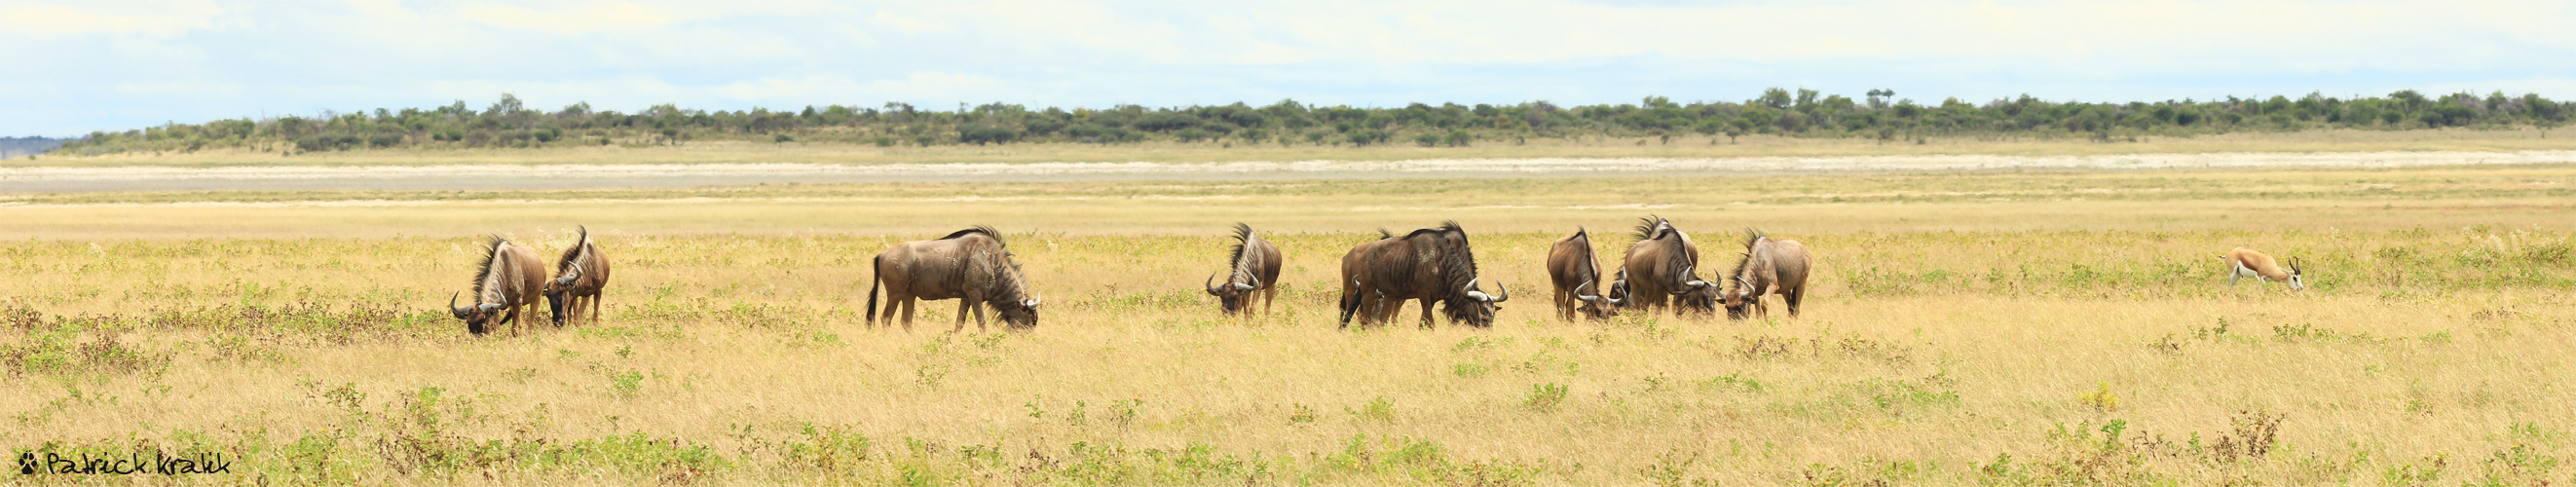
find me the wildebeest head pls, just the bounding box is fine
[1721,277,1758,319]
[450,238,514,334]
[543,261,583,323]
[1205,272,1259,312]
[449,291,504,333]
[1206,223,1267,315]
[1447,277,1510,326]
[992,259,1042,329]
[1568,279,1618,319]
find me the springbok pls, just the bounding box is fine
[1720,230,1811,319]
[544,225,613,326]
[866,226,1042,332]
[1546,228,1620,320]
[2221,247,2304,290]
[1206,223,1284,316]
[1338,221,1509,329]
[450,237,548,336]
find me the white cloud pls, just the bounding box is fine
[0,1,224,38]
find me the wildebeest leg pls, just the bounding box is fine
[899,297,917,332]
[502,305,522,337]
[1418,300,1437,329]
[952,300,975,333]
[1553,287,1571,321]
[1262,286,1276,315]
[589,291,604,325]
[1784,287,1803,317]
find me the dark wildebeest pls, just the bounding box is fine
[1206,223,1285,316]
[1619,216,1714,318]
[1337,221,1509,329]
[1545,228,1620,320]
[866,226,1042,332]
[544,225,613,326]
[449,237,548,336]
[1721,230,1812,319]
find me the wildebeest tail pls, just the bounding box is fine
[865,254,882,325]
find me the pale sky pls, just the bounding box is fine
[5,0,2573,136]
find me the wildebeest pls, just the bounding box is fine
[2221,247,2304,290]
[1619,216,1714,318]
[1546,228,1620,320]
[1720,230,1812,319]
[544,225,613,326]
[1206,223,1284,316]
[1337,221,1509,329]
[449,237,548,336]
[866,226,1042,332]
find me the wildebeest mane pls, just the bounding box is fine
[1729,229,1765,283]
[555,225,589,274]
[1630,215,1675,244]
[941,225,1007,248]
[1227,222,1254,271]
[470,237,506,302]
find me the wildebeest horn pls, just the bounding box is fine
[1236,273,1258,291]
[1464,278,1492,302]
[1205,273,1225,296]
[1671,265,1707,295]
[1574,280,1600,303]
[1488,281,1509,302]
[556,262,582,286]
[449,292,469,317]
[476,303,503,313]
[1024,290,1041,308]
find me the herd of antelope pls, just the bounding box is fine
[443,219,2309,334]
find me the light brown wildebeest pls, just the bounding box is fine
[1720,230,1812,319]
[1545,228,1620,320]
[866,226,1042,332]
[1337,221,1509,329]
[1206,223,1285,316]
[449,237,548,336]
[544,225,613,326]
[1619,216,1714,318]
[2221,247,2305,290]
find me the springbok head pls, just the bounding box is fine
[2285,258,2306,291]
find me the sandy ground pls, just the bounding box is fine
[4,150,2571,193]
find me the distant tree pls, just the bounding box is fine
[1414,132,1440,147]
[1758,88,1792,109]
[1442,130,1472,147]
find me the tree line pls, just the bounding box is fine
[43,89,2574,156]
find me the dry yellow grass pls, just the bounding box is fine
[2,165,2574,485]
[17,127,2576,168]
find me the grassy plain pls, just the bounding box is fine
[14,127,2576,168]
[3,164,2575,485]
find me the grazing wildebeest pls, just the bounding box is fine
[1206,223,1285,316]
[1546,228,1620,320]
[1720,230,1812,319]
[449,237,548,336]
[544,225,613,326]
[1337,221,1509,329]
[866,226,1042,332]
[1619,216,1714,318]
[2221,247,2305,290]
